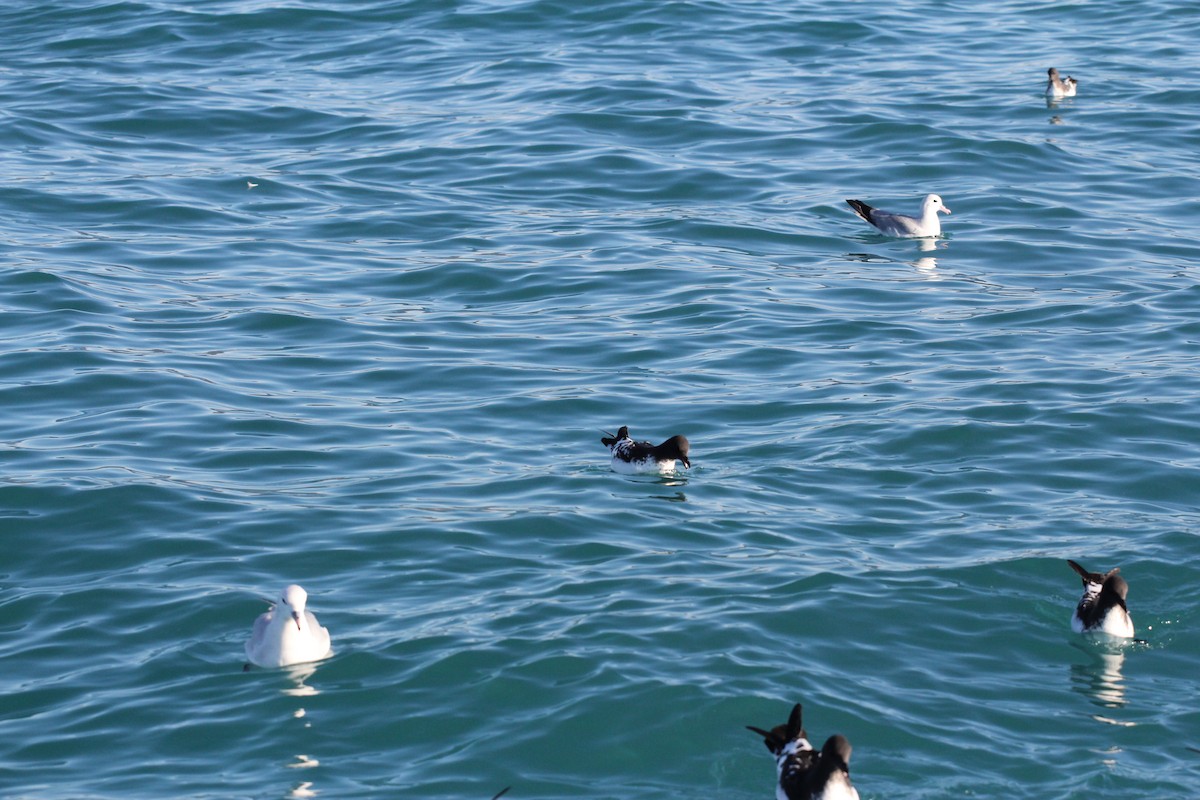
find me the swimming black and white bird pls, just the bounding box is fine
[1046,67,1078,98]
[600,426,690,474]
[1068,559,1134,638]
[245,584,333,668]
[747,703,860,800]
[845,194,950,238]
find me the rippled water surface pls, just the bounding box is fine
[2,0,1199,797]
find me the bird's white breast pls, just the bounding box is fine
[814,774,860,800]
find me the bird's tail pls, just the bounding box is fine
[845,199,874,223]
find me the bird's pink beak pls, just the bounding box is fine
[292,611,302,631]
[940,206,951,215]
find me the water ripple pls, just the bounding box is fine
[2,0,1200,798]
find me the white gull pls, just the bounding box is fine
[845,194,950,238]
[245,584,333,668]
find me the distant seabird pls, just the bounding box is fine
[600,426,690,474]
[1046,67,1078,98]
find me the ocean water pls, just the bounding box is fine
[2,0,1199,797]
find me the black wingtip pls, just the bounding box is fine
[746,723,785,755]
[491,788,511,800]
[786,702,804,740]
[1067,559,1095,580]
[1069,559,1119,584]
[601,425,630,447]
[601,426,626,447]
[845,198,873,224]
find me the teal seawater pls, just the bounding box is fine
[2,0,1199,797]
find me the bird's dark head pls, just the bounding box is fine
[820,734,853,770]
[663,434,690,468]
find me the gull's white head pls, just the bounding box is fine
[281,584,308,630]
[923,194,951,216]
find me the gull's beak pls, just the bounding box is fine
[292,610,302,631]
[940,205,951,215]
[681,456,691,468]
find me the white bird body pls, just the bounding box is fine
[845,194,950,238]
[1046,67,1078,98]
[245,584,332,668]
[1072,604,1134,638]
[814,771,860,800]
